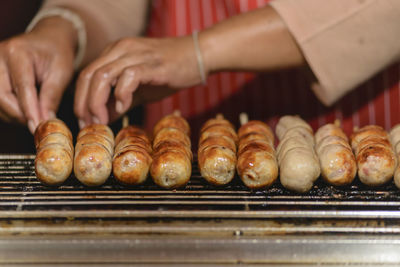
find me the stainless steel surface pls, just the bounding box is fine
[2,154,400,265]
[2,235,400,265]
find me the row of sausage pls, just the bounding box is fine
[34,113,400,192]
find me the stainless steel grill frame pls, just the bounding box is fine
[1,154,400,265]
[1,154,400,219]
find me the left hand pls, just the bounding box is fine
[74,36,203,127]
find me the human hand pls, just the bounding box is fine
[0,16,76,133]
[74,36,204,127]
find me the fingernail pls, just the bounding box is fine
[78,119,86,129]
[48,111,56,119]
[93,116,100,124]
[28,120,36,133]
[116,101,123,113]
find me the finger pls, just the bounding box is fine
[113,66,143,114]
[39,59,73,121]
[0,65,25,123]
[87,58,135,124]
[8,52,40,133]
[100,42,115,56]
[74,54,123,128]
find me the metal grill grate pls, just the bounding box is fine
[1,154,400,219]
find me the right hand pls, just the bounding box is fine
[0,16,76,133]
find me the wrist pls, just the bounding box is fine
[26,7,86,69]
[200,26,225,74]
[30,16,78,51]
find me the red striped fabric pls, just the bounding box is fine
[145,0,400,144]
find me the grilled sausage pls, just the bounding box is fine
[389,124,400,188]
[150,112,192,188]
[153,113,190,136]
[315,123,356,186]
[34,119,73,186]
[74,124,114,186]
[198,115,237,186]
[276,116,320,193]
[238,120,275,141]
[199,124,238,145]
[151,149,192,188]
[351,125,389,150]
[201,117,235,133]
[351,125,396,186]
[113,126,152,185]
[115,126,150,145]
[275,115,313,140]
[237,120,278,189]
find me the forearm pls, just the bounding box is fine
[201,5,305,74]
[39,0,149,67]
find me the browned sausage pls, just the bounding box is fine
[198,115,237,186]
[113,126,152,185]
[153,113,190,136]
[315,123,356,186]
[351,125,396,186]
[34,119,73,186]
[236,120,278,189]
[74,124,114,186]
[238,120,274,142]
[150,112,192,188]
[115,126,150,145]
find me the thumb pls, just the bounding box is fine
[39,61,73,120]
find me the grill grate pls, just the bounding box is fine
[1,154,400,219]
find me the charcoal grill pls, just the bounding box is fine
[1,154,400,265]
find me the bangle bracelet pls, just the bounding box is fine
[192,30,207,85]
[26,7,87,70]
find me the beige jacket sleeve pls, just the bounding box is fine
[40,0,149,66]
[270,0,400,106]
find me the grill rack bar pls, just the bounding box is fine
[1,154,400,219]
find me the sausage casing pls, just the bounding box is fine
[390,124,400,189]
[198,116,237,186]
[237,120,278,189]
[315,123,356,186]
[150,113,192,188]
[34,119,73,186]
[74,124,114,186]
[113,126,152,185]
[351,125,396,186]
[276,116,320,193]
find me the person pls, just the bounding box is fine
[0,0,400,138]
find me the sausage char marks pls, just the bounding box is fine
[113,126,152,185]
[315,123,356,186]
[276,115,320,193]
[237,120,278,189]
[198,115,237,186]
[34,119,74,186]
[351,125,396,186]
[153,113,190,137]
[389,124,400,188]
[150,112,192,189]
[74,124,114,186]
